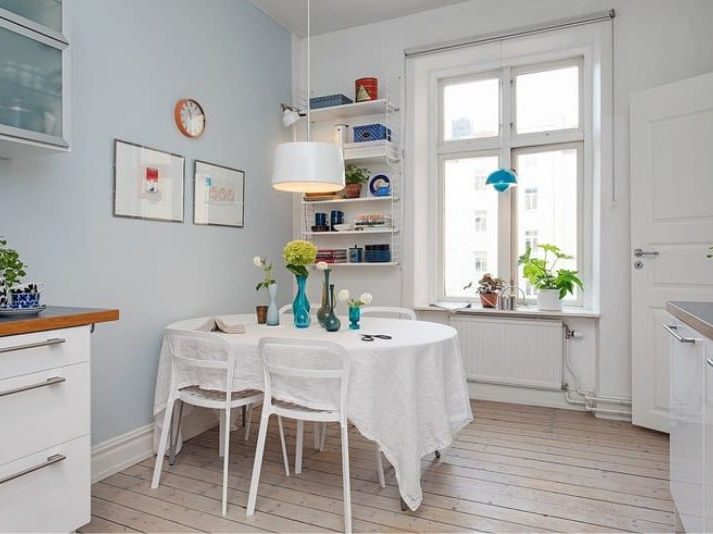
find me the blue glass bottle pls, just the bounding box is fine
[293,275,311,328]
[349,306,360,330]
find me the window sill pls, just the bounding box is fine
[416,304,600,320]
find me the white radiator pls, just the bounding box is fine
[450,315,564,391]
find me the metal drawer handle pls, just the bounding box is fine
[707,358,713,368]
[0,337,66,354]
[0,376,66,398]
[0,454,66,485]
[663,324,696,344]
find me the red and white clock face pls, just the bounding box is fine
[174,99,205,138]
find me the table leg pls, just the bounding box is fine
[168,400,184,466]
[400,497,408,512]
[434,449,441,459]
[242,405,247,427]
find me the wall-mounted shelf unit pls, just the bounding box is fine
[0,0,71,152]
[297,81,403,269]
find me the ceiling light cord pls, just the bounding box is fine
[306,0,311,141]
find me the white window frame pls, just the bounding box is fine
[407,23,610,312]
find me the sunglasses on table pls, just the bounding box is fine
[360,334,392,342]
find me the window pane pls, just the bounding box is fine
[443,78,499,141]
[444,156,499,297]
[516,148,578,299]
[515,65,579,134]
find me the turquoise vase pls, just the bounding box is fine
[349,306,360,330]
[324,284,341,332]
[293,274,310,328]
[316,269,330,327]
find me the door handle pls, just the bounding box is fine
[633,248,659,258]
[663,324,696,343]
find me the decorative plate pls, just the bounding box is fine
[0,304,47,317]
[369,174,391,196]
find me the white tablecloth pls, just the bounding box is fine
[152,314,473,510]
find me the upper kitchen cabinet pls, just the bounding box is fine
[0,0,69,152]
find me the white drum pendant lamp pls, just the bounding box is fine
[272,0,345,193]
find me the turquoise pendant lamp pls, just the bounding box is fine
[486,168,518,192]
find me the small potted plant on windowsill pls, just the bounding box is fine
[465,274,504,308]
[518,243,583,311]
[343,164,370,198]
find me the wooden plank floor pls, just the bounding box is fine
[80,400,673,533]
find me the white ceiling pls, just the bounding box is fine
[249,0,471,36]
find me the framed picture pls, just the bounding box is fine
[193,160,245,228]
[113,139,185,222]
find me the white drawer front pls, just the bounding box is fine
[0,327,89,380]
[0,362,89,463]
[0,435,90,532]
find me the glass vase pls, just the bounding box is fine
[349,306,361,330]
[266,283,279,326]
[316,269,330,327]
[324,284,341,332]
[292,274,310,328]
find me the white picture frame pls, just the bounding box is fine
[113,139,185,222]
[193,160,245,228]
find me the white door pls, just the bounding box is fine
[631,71,713,432]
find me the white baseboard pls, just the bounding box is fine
[91,409,218,483]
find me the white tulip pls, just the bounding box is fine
[253,256,264,267]
[359,292,373,305]
[316,261,329,271]
[337,289,350,302]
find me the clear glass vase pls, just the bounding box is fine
[293,275,311,328]
[266,283,279,326]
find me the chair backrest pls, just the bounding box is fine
[278,304,292,315]
[165,331,235,391]
[258,337,349,415]
[360,306,417,320]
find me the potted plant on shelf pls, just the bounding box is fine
[518,244,583,311]
[0,237,27,308]
[343,164,370,198]
[253,256,278,325]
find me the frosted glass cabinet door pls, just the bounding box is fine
[0,0,62,34]
[0,23,64,142]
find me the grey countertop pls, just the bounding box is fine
[667,301,713,340]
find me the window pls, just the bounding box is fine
[473,251,488,273]
[474,210,487,232]
[524,187,538,211]
[442,76,499,141]
[438,58,584,302]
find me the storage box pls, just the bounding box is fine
[353,123,391,143]
[365,244,391,263]
[309,94,353,109]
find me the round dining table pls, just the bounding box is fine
[152,313,473,511]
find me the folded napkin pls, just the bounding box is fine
[196,318,245,334]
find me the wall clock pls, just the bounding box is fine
[174,98,205,138]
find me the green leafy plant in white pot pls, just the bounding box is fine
[518,243,583,311]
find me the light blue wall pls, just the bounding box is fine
[0,0,293,444]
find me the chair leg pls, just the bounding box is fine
[312,422,320,450]
[244,403,253,441]
[320,422,327,451]
[246,413,270,516]
[221,406,231,516]
[340,422,352,534]
[376,446,385,488]
[168,400,184,466]
[277,415,290,477]
[218,410,226,457]
[295,420,304,474]
[151,395,175,489]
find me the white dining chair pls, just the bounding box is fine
[151,331,290,516]
[278,304,292,315]
[247,337,357,533]
[361,306,417,320]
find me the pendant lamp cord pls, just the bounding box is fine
[306,0,311,141]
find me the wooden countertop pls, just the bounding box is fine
[667,301,713,340]
[0,306,120,336]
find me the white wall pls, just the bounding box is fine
[294,0,713,403]
[0,0,293,444]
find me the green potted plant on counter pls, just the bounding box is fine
[518,244,583,311]
[343,164,370,198]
